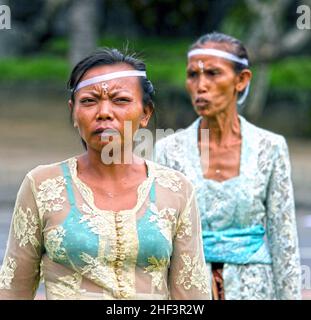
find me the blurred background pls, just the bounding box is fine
[0,0,310,299]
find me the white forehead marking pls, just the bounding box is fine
[198,60,204,73]
[101,82,109,94]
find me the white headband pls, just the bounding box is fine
[74,70,147,92]
[188,48,248,66]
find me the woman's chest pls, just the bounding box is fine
[76,177,144,212]
[181,149,274,231]
[43,202,175,270]
[201,143,241,181]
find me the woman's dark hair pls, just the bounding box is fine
[189,31,250,74]
[67,47,155,149]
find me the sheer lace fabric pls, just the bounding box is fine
[0,159,211,300]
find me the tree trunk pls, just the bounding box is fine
[244,63,269,121]
[68,0,98,67]
[244,0,311,121]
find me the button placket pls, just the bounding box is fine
[115,268,122,275]
[114,213,127,296]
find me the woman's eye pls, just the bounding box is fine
[113,97,131,103]
[206,69,220,76]
[187,71,198,78]
[80,98,96,104]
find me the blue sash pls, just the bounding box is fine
[203,225,272,265]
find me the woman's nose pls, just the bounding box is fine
[197,74,209,93]
[96,100,114,120]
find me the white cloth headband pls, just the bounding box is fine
[188,48,248,66]
[74,70,147,92]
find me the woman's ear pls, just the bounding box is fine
[140,104,154,128]
[68,99,78,128]
[236,69,252,92]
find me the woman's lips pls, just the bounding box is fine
[93,127,120,137]
[195,97,210,108]
[101,128,119,138]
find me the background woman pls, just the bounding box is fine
[155,32,301,300]
[0,48,210,300]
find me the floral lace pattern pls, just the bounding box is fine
[223,264,275,300]
[153,168,182,192]
[13,206,40,248]
[68,157,153,216]
[47,273,82,299]
[0,257,17,289]
[80,253,117,291]
[149,203,177,241]
[45,226,67,262]
[144,256,169,290]
[265,138,302,299]
[176,196,192,239]
[0,158,210,300]
[176,254,210,294]
[155,115,301,299]
[37,176,66,215]
[79,204,113,237]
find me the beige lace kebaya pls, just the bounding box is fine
[0,158,211,300]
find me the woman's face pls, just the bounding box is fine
[186,42,249,118]
[70,63,152,153]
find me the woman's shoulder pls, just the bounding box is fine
[147,160,195,193]
[25,157,74,185]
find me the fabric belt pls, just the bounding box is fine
[203,225,272,265]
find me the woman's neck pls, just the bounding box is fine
[199,109,241,147]
[78,148,145,182]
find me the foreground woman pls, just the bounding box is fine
[0,48,210,300]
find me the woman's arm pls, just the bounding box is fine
[266,137,301,300]
[0,174,43,299]
[168,182,211,300]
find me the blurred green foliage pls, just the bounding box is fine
[0,57,69,81]
[0,37,310,91]
[220,2,256,41]
[269,57,311,90]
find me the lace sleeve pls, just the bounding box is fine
[0,174,43,299]
[266,137,301,300]
[154,139,168,166]
[168,183,211,300]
